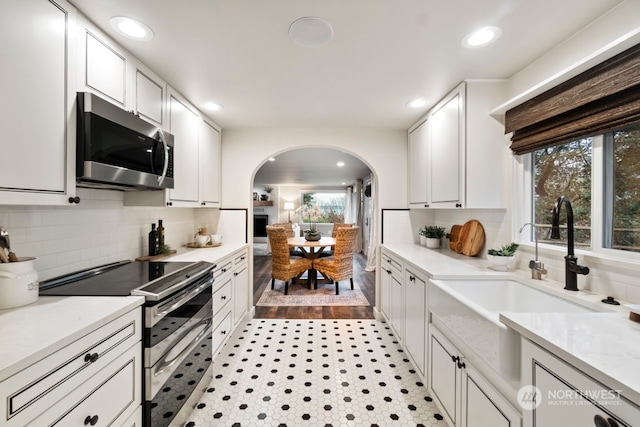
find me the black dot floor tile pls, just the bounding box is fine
[187,320,447,426]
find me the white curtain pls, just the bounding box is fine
[344,186,353,224]
[365,177,377,272]
[354,180,363,253]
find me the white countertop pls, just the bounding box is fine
[382,243,510,279]
[501,311,640,405]
[384,243,640,405]
[0,295,144,380]
[163,242,247,264]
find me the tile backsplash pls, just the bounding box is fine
[0,189,218,281]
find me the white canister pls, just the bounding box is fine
[0,257,39,310]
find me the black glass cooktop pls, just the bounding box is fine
[39,260,206,297]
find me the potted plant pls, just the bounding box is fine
[264,186,273,201]
[487,242,519,270]
[303,223,322,241]
[422,225,446,248]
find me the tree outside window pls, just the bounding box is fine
[300,192,345,224]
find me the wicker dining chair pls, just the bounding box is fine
[313,226,359,295]
[318,222,353,258]
[266,225,312,295]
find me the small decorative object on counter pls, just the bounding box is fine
[487,242,519,271]
[148,223,158,256]
[157,219,165,250]
[0,256,39,309]
[422,226,446,248]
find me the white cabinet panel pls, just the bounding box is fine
[232,250,249,326]
[430,91,463,205]
[464,364,521,427]
[85,31,126,105]
[200,119,221,206]
[408,119,429,207]
[389,273,404,340]
[404,266,427,375]
[0,0,75,202]
[430,327,459,426]
[135,69,164,126]
[169,92,200,203]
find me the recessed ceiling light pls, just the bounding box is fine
[203,101,224,111]
[289,17,334,47]
[109,16,154,41]
[269,157,276,162]
[462,26,502,48]
[341,182,346,185]
[407,98,428,108]
[336,161,345,167]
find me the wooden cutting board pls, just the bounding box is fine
[447,225,463,252]
[455,220,485,257]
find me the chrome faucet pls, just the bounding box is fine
[519,222,547,280]
[550,196,590,291]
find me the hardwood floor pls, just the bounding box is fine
[252,251,375,319]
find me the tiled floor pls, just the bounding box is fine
[186,319,447,426]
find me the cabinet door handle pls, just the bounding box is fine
[386,269,392,275]
[451,355,459,363]
[84,352,99,363]
[409,275,415,282]
[457,360,466,369]
[84,415,99,425]
[221,295,227,300]
[221,330,227,335]
[455,203,462,208]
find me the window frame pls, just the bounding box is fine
[299,189,348,224]
[515,133,640,267]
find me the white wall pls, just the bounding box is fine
[221,128,408,245]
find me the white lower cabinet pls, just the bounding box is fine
[380,249,404,340]
[522,339,640,427]
[404,265,428,376]
[0,307,142,426]
[429,325,521,427]
[232,249,249,326]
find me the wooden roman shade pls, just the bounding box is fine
[506,43,640,155]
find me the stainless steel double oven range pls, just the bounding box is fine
[40,260,215,427]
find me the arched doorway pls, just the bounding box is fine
[250,147,378,319]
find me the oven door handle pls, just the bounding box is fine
[147,317,213,400]
[153,279,211,324]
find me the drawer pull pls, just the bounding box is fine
[84,352,99,363]
[221,295,227,300]
[221,268,227,273]
[84,415,99,425]
[221,330,227,335]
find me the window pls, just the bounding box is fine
[530,123,640,254]
[533,138,592,249]
[300,191,345,224]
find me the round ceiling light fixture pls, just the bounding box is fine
[461,26,502,48]
[289,17,334,47]
[109,16,154,41]
[203,101,224,112]
[407,98,428,108]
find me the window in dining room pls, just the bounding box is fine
[300,191,346,223]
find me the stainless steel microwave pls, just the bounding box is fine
[76,92,174,191]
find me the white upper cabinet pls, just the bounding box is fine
[134,64,166,127]
[407,80,508,209]
[408,119,430,207]
[168,89,200,205]
[0,0,78,205]
[78,16,128,107]
[430,86,464,208]
[200,119,221,207]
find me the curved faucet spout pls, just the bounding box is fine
[551,196,575,256]
[550,196,589,291]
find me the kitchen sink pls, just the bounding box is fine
[428,279,600,381]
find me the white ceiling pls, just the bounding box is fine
[253,148,372,187]
[68,0,622,131]
[68,0,621,186]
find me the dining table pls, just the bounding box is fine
[287,236,336,289]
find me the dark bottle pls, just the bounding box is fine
[148,223,158,256]
[157,219,165,251]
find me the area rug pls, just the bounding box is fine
[256,276,370,306]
